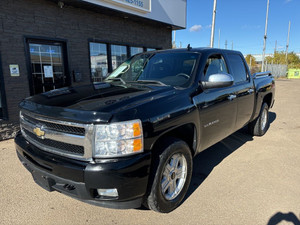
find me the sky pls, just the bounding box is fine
[175,0,300,55]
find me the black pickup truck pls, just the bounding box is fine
[15,48,275,213]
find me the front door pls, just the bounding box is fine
[193,53,237,151]
[27,39,70,95]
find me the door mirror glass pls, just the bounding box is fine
[202,73,234,89]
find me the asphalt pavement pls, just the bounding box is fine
[0,79,300,225]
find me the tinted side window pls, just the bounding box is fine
[227,54,248,83]
[204,54,228,77]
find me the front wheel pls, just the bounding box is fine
[248,103,270,136]
[146,138,193,213]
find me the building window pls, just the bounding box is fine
[130,47,143,56]
[26,38,70,95]
[111,45,128,70]
[89,42,108,82]
[147,48,156,52]
[89,43,146,82]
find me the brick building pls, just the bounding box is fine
[0,0,186,140]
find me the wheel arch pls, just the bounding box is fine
[150,123,197,157]
[263,93,273,108]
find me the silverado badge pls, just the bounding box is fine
[33,127,45,138]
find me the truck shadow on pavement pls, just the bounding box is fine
[184,112,276,202]
[137,112,276,211]
[267,212,300,225]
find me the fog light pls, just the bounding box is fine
[97,188,118,197]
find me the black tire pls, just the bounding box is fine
[145,138,193,213]
[248,103,270,136]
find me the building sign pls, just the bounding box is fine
[83,0,186,28]
[9,65,20,77]
[105,0,151,12]
[44,66,54,78]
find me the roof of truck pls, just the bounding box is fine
[154,47,242,55]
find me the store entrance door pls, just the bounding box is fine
[26,39,70,95]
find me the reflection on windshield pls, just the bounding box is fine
[106,52,199,87]
[108,64,130,78]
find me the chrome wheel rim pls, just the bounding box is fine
[161,153,187,200]
[261,108,268,130]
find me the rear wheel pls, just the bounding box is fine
[248,103,270,136]
[146,138,193,213]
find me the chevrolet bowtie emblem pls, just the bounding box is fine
[33,127,45,138]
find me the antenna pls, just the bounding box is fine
[187,44,192,51]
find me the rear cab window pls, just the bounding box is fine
[226,54,249,83]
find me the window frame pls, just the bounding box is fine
[0,53,8,120]
[24,36,70,96]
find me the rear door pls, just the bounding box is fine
[193,53,237,150]
[225,53,255,130]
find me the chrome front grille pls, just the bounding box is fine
[20,111,94,161]
[23,129,84,155]
[22,113,85,135]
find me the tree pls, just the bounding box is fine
[245,54,256,67]
[287,52,300,68]
[245,54,260,74]
[267,51,300,68]
[265,56,273,64]
[272,52,285,64]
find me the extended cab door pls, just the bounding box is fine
[225,53,255,130]
[193,54,237,151]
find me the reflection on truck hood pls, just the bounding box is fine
[20,83,174,123]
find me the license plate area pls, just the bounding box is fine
[32,171,55,192]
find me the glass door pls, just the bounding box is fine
[27,39,70,94]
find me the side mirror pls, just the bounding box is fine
[201,73,234,89]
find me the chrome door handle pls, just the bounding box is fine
[227,95,237,101]
[248,89,254,94]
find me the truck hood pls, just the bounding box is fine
[20,83,174,123]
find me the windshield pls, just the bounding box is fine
[105,52,199,87]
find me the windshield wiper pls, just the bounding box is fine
[133,80,169,86]
[106,78,127,85]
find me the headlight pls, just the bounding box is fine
[94,120,143,158]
